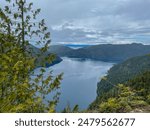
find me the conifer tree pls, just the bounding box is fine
[0,0,62,112]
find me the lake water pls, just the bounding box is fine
[34,57,114,112]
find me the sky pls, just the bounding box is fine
[1,0,150,45]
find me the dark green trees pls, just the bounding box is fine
[89,70,150,113]
[0,0,62,112]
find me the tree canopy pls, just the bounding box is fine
[0,0,62,113]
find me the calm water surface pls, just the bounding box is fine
[34,57,114,111]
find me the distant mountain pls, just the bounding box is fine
[48,43,150,62]
[27,44,62,67]
[48,45,73,56]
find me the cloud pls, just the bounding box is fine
[116,0,150,21]
[1,0,150,44]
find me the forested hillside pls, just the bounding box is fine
[89,55,150,113]
[97,54,150,96]
[27,44,62,67]
[48,45,73,56]
[49,43,150,62]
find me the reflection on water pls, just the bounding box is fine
[34,57,114,111]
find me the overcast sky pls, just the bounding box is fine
[1,0,150,45]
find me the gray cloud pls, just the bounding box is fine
[1,0,150,44]
[116,0,150,21]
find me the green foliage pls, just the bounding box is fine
[99,98,121,113]
[89,70,150,113]
[98,84,133,113]
[127,71,150,97]
[147,95,150,104]
[129,100,148,108]
[62,104,79,113]
[97,55,150,96]
[0,0,62,113]
[97,84,148,113]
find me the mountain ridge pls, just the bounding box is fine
[48,43,150,62]
[27,44,62,67]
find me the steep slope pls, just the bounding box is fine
[88,54,150,112]
[27,44,62,67]
[97,54,150,96]
[89,71,150,113]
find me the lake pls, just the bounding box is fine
[34,57,114,112]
